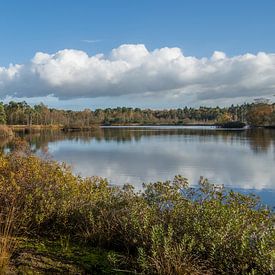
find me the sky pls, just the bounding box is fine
[0,0,275,110]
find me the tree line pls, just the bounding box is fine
[0,100,274,127]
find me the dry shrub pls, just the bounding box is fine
[0,126,13,138]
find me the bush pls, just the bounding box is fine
[0,148,274,274]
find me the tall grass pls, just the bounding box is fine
[0,125,13,138]
[0,141,274,274]
[0,204,18,273]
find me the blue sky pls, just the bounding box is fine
[0,0,275,109]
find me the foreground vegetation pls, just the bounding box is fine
[0,140,274,274]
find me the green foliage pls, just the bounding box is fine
[0,146,274,274]
[18,239,116,274]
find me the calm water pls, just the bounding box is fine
[3,126,275,206]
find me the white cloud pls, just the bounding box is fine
[1,44,275,103]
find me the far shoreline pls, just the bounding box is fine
[5,123,275,132]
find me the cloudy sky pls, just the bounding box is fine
[0,0,275,109]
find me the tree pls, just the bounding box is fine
[216,112,232,124]
[0,103,6,124]
[246,104,273,126]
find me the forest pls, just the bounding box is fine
[0,100,275,127]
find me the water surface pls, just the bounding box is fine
[3,126,275,206]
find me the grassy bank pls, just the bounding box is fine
[10,124,100,133]
[10,125,62,131]
[0,141,274,274]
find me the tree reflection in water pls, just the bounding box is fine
[4,127,274,155]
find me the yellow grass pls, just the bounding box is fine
[10,124,62,130]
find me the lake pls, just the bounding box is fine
[4,126,275,206]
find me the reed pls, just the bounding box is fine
[0,204,18,273]
[0,125,13,138]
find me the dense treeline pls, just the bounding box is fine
[0,100,275,127]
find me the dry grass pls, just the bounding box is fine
[10,125,62,131]
[0,125,13,138]
[0,205,18,273]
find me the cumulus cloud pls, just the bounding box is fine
[0,44,275,102]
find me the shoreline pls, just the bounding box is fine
[4,123,275,132]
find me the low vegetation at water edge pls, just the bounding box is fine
[0,125,13,138]
[0,140,274,274]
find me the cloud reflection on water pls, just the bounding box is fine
[15,127,275,192]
